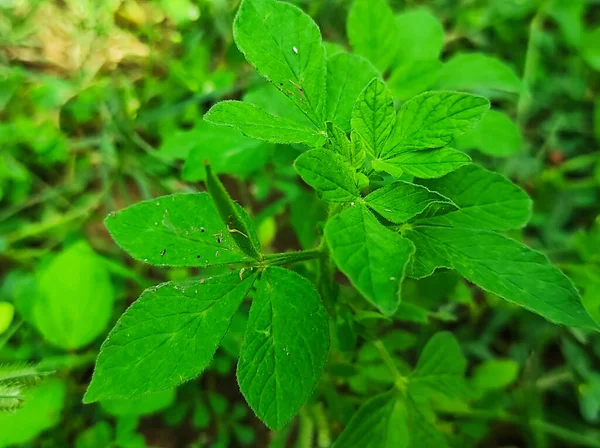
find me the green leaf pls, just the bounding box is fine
[405,226,599,329]
[326,53,380,131]
[472,359,519,390]
[233,0,326,125]
[381,92,490,158]
[0,302,14,336]
[325,204,415,315]
[436,53,522,94]
[388,60,443,101]
[244,82,313,125]
[347,0,399,73]
[326,122,365,170]
[0,380,66,448]
[582,27,600,71]
[84,271,257,402]
[105,193,253,266]
[395,8,445,65]
[411,332,467,398]
[32,241,115,350]
[372,147,471,179]
[351,78,395,158]
[332,391,408,448]
[294,149,359,202]
[204,101,325,147]
[205,164,262,259]
[170,121,269,182]
[418,165,531,231]
[365,181,456,224]
[405,390,448,448]
[237,267,329,429]
[455,110,523,157]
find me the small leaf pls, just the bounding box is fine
[84,271,257,402]
[472,359,519,390]
[365,181,456,224]
[332,390,408,448]
[436,53,522,94]
[205,164,262,260]
[405,226,599,329]
[326,53,380,131]
[372,147,471,179]
[0,380,66,447]
[234,0,327,125]
[325,204,415,315]
[351,78,395,158]
[105,193,253,266]
[411,332,467,398]
[237,267,329,429]
[347,0,399,73]
[204,100,325,147]
[33,241,115,350]
[0,302,14,336]
[382,92,490,158]
[294,149,359,202]
[417,165,532,231]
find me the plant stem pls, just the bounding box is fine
[262,248,324,267]
[446,409,600,448]
[374,340,408,393]
[297,406,314,448]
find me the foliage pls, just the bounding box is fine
[1,0,600,446]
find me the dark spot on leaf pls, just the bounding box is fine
[201,227,205,233]
[160,249,166,257]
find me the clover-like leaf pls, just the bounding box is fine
[237,267,329,429]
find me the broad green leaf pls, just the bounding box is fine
[332,391,408,448]
[436,53,522,94]
[472,359,519,390]
[388,60,443,101]
[456,109,523,157]
[105,193,253,267]
[405,226,599,329]
[382,92,489,158]
[0,380,66,448]
[372,147,471,179]
[418,165,532,231]
[100,389,176,417]
[406,390,448,448]
[233,0,326,125]
[325,204,415,315]
[351,78,395,158]
[237,267,329,429]
[205,164,261,259]
[204,101,325,147]
[326,122,365,170]
[84,271,257,402]
[0,302,14,335]
[347,0,399,73]
[32,241,114,350]
[294,149,359,202]
[244,82,314,125]
[411,332,467,398]
[395,9,445,65]
[326,53,380,131]
[365,181,456,224]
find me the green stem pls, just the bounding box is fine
[297,406,314,448]
[262,248,324,267]
[374,340,408,393]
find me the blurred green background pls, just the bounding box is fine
[0,0,599,446]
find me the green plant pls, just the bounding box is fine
[80,0,599,443]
